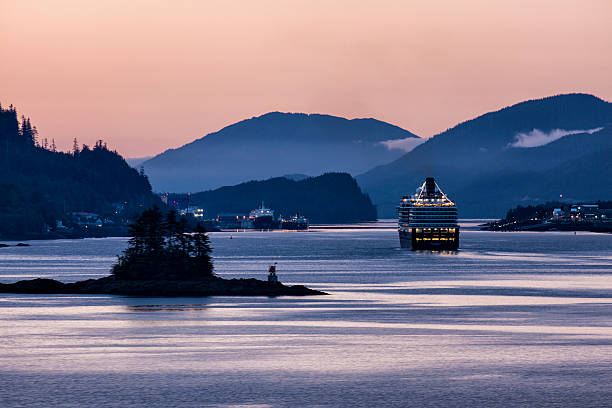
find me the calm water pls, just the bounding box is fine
[1,221,612,407]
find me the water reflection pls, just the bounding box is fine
[127,303,212,312]
[412,249,458,256]
[1,224,612,406]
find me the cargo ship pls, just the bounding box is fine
[280,214,309,230]
[249,202,278,230]
[398,177,459,250]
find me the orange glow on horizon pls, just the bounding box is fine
[1,0,611,157]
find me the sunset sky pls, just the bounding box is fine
[1,0,611,157]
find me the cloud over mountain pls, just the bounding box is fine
[380,137,426,152]
[510,127,604,148]
[357,93,612,218]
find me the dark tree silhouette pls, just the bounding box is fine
[112,206,214,281]
[191,222,213,274]
[0,103,160,237]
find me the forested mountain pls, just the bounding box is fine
[6,93,610,228]
[357,94,612,217]
[190,173,376,223]
[0,104,160,238]
[142,112,420,192]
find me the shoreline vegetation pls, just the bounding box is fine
[0,207,326,297]
[482,201,612,233]
[0,104,160,240]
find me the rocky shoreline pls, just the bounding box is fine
[0,276,327,297]
[0,243,31,248]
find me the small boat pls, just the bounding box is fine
[280,213,309,230]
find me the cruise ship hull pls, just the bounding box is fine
[399,227,459,250]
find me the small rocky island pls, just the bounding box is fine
[0,207,325,297]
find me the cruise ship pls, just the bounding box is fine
[398,177,459,250]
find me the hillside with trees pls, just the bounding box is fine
[0,104,160,238]
[357,94,612,217]
[191,173,377,223]
[483,200,612,232]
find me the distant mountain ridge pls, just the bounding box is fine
[357,93,612,217]
[142,112,420,192]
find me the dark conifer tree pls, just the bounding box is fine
[112,214,148,280]
[112,206,166,280]
[112,207,214,281]
[191,222,213,275]
[163,209,181,252]
[19,116,35,147]
[31,124,38,147]
[141,206,165,259]
[178,217,192,255]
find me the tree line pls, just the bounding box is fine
[0,103,160,237]
[112,206,214,280]
[503,201,612,223]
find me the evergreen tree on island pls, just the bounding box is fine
[112,206,213,280]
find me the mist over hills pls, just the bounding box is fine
[142,112,420,192]
[357,93,612,218]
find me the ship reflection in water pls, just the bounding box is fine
[398,177,459,250]
[412,249,458,256]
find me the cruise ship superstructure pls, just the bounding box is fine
[398,177,459,250]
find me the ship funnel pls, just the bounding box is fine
[425,177,436,196]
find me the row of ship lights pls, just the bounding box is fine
[402,197,455,206]
[403,198,448,202]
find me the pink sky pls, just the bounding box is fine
[1,0,611,157]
